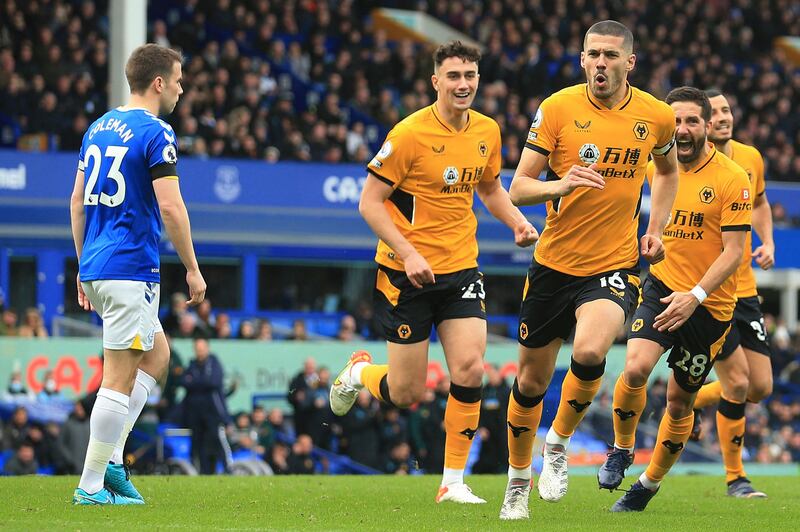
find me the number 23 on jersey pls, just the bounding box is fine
[83,144,128,207]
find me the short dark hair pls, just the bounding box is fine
[125,43,183,94]
[584,20,634,53]
[433,40,481,70]
[665,86,712,121]
[704,88,723,99]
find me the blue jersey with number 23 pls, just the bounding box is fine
[78,108,179,283]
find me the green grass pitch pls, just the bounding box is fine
[0,475,796,530]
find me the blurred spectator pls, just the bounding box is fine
[384,442,414,475]
[339,389,381,469]
[156,335,184,422]
[3,441,38,476]
[162,292,188,336]
[306,366,333,449]
[644,377,669,425]
[354,300,381,340]
[151,19,170,48]
[60,112,89,151]
[408,378,448,473]
[56,398,91,474]
[237,319,256,340]
[36,370,66,403]
[175,313,197,339]
[379,406,408,460]
[771,202,791,228]
[287,357,318,437]
[287,434,315,474]
[215,312,232,339]
[472,364,510,474]
[255,319,273,341]
[267,407,293,441]
[180,337,231,474]
[5,368,33,400]
[228,411,259,453]
[780,356,800,385]
[0,308,19,336]
[268,441,291,474]
[17,307,48,338]
[26,422,59,469]
[2,406,30,450]
[336,314,361,342]
[250,406,274,456]
[194,299,215,338]
[287,319,308,341]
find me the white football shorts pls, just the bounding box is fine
[81,280,163,351]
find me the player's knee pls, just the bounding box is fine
[141,351,170,381]
[725,371,750,401]
[101,370,138,395]
[517,364,551,396]
[748,376,773,403]
[571,346,606,366]
[391,385,427,408]
[622,361,650,388]
[448,357,484,388]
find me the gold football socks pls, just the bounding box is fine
[717,396,747,483]
[612,374,647,450]
[644,411,693,483]
[507,379,544,472]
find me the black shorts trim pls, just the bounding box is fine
[373,266,486,344]
[629,276,730,393]
[518,259,640,348]
[717,296,772,360]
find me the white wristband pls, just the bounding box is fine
[690,285,707,304]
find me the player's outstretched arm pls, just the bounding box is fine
[643,146,679,264]
[509,148,604,206]
[153,178,206,306]
[751,192,775,270]
[476,178,538,247]
[654,230,745,332]
[359,174,433,288]
[69,169,93,311]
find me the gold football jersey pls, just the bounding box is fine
[525,83,676,276]
[646,146,752,321]
[366,105,502,274]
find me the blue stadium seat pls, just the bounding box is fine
[0,449,13,475]
[36,465,55,475]
[158,424,192,461]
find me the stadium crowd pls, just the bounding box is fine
[1,0,799,479]
[3,345,800,476]
[0,0,798,181]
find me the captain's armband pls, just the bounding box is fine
[652,137,675,156]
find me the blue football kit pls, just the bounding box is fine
[78,108,179,283]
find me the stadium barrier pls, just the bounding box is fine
[0,337,675,414]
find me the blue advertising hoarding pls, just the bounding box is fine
[0,148,798,269]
